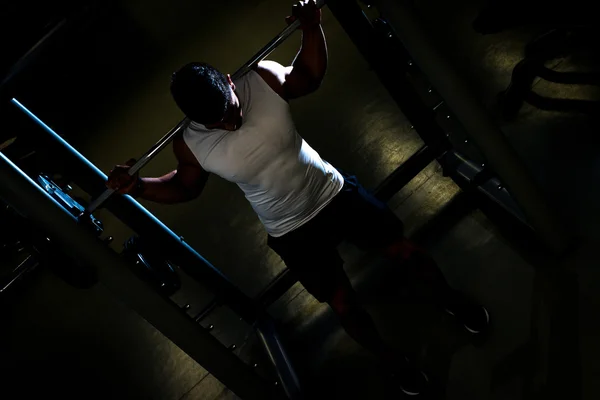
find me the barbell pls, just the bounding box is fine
[85,0,326,215]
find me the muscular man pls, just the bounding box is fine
[108,1,489,395]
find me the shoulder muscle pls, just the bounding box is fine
[254,60,291,101]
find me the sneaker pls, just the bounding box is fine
[444,290,490,334]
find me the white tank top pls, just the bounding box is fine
[183,70,344,237]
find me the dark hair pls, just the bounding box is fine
[170,62,232,124]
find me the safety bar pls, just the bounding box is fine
[10,97,301,400]
[0,151,284,400]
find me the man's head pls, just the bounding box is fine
[170,62,243,130]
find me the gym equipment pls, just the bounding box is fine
[35,174,103,287]
[122,235,181,296]
[4,1,562,397]
[367,0,567,252]
[120,236,278,387]
[84,0,326,215]
[0,174,103,292]
[37,174,103,235]
[0,151,285,400]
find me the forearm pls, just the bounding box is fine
[136,171,204,204]
[292,24,327,85]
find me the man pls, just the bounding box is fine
[107,1,489,395]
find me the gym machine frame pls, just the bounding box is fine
[0,152,284,400]
[396,0,567,246]
[323,0,567,252]
[1,0,568,398]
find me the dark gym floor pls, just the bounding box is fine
[2,0,599,399]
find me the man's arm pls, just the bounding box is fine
[256,0,327,100]
[136,136,209,204]
[107,135,209,204]
[286,21,327,98]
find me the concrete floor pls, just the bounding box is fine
[2,0,598,399]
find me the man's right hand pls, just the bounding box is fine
[106,159,139,195]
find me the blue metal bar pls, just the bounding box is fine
[10,97,302,399]
[10,98,254,320]
[0,151,282,400]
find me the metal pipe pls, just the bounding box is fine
[0,254,40,294]
[84,118,190,212]
[1,19,66,83]
[374,144,440,202]
[256,318,303,400]
[0,19,68,100]
[85,0,326,214]
[372,0,570,253]
[0,152,282,400]
[230,17,302,82]
[442,150,531,227]
[257,268,297,308]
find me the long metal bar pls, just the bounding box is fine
[0,152,283,400]
[0,254,40,294]
[441,150,531,227]
[256,318,302,400]
[0,2,103,102]
[257,268,297,308]
[371,0,570,253]
[84,118,189,213]
[85,0,326,214]
[373,144,440,202]
[1,19,67,90]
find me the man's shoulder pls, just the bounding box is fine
[252,61,289,100]
[254,60,288,82]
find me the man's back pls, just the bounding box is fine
[182,70,344,237]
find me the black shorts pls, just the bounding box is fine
[267,173,405,302]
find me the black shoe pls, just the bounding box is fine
[444,290,490,335]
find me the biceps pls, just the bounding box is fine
[175,165,208,193]
[283,67,318,99]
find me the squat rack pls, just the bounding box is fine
[0,0,569,399]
